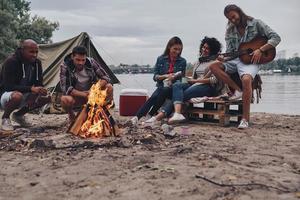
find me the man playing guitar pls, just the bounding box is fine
[209,4,281,129]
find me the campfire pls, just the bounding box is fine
[69,81,118,138]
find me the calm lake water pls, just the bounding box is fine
[113,74,300,115]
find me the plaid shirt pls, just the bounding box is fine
[225,18,281,53]
[60,57,111,95]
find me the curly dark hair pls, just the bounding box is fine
[199,37,222,57]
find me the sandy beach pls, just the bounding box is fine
[0,111,299,200]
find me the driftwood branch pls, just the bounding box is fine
[195,175,292,193]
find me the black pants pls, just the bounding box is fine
[135,87,171,119]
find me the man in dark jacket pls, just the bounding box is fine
[0,39,50,131]
[60,46,113,123]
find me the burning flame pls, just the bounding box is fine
[78,81,115,138]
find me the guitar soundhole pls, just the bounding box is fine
[247,48,253,55]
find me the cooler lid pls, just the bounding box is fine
[120,88,148,96]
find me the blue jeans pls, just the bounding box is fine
[135,87,171,119]
[161,83,216,116]
[172,83,190,104]
[183,83,216,101]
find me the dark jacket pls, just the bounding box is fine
[60,54,111,95]
[153,55,186,87]
[0,48,43,97]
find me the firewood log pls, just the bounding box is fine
[68,105,88,135]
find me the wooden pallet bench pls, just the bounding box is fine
[187,99,243,126]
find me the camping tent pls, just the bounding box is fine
[38,32,119,90]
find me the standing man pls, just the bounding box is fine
[0,39,50,131]
[60,46,113,123]
[209,4,281,129]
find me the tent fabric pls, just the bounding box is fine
[38,32,119,89]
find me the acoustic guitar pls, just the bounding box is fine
[199,36,276,64]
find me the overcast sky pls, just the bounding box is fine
[29,0,300,66]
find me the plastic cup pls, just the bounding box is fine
[181,126,190,135]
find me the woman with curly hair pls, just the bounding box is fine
[145,36,224,124]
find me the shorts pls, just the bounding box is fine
[223,58,259,78]
[0,92,30,110]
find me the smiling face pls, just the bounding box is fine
[226,10,241,26]
[200,43,210,57]
[169,44,182,59]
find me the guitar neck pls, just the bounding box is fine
[199,48,254,63]
[199,37,275,65]
[198,51,239,63]
[224,49,253,58]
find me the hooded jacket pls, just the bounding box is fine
[0,48,43,97]
[59,54,111,95]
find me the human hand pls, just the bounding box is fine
[217,55,225,62]
[31,86,47,95]
[99,79,108,89]
[167,74,175,81]
[251,49,262,64]
[187,79,198,84]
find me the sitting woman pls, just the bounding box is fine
[130,36,186,125]
[147,36,224,124]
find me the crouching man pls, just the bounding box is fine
[0,39,50,131]
[60,46,113,123]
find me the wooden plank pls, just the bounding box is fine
[188,108,221,115]
[204,99,243,105]
[187,99,243,126]
[188,108,242,116]
[203,102,215,120]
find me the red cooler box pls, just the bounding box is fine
[119,89,148,116]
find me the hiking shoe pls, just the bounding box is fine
[11,113,32,127]
[130,116,139,126]
[229,90,243,101]
[238,119,249,129]
[1,118,14,131]
[168,113,186,124]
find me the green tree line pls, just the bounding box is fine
[261,57,300,72]
[0,0,59,62]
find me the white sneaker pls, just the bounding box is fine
[130,116,138,126]
[11,113,32,127]
[168,113,186,124]
[238,119,249,129]
[189,96,209,103]
[144,114,152,120]
[143,116,157,126]
[229,90,243,101]
[1,118,14,131]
